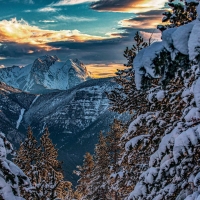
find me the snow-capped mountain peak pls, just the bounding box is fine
[31,55,59,72]
[0,55,91,94]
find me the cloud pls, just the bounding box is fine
[24,10,31,13]
[39,20,57,23]
[46,37,130,64]
[55,15,97,22]
[10,0,34,4]
[0,42,45,58]
[119,10,164,29]
[52,0,98,6]
[0,65,5,68]
[86,63,126,78]
[0,18,114,51]
[90,0,166,13]
[37,7,61,12]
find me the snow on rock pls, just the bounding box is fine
[16,108,25,129]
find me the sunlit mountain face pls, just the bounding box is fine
[0,0,165,78]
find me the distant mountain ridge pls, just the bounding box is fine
[0,55,91,94]
[0,78,129,184]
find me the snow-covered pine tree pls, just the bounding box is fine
[14,126,40,172]
[107,31,149,114]
[157,0,198,31]
[102,1,200,199]
[0,131,31,199]
[39,127,73,200]
[13,126,41,199]
[14,127,73,200]
[122,2,200,200]
[86,132,110,200]
[106,119,125,200]
[74,152,94,199]
[126,55,199,199]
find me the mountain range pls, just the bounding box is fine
[0,55,91,94]
[0,56,129,184]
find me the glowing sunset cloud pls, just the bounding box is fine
[118,9,164,30]
[86,63,126,78]
[91,0,166,13]
[119,17,161,29]
[0,18,116,51]
[52,0,98,6]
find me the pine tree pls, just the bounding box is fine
[39,127,73,200]
[157,0,198,31]
[14,127,73,200]
[127,58,197,200]
[118,2,200,199]
[86,132,110,200]
[13,126,41,199]
[14,126,40,173]
[107,31,149,114]
[123,31,148,68]
[106,119,124,200]
[74,152,94,199]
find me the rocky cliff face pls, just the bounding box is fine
[0,55,91,94]
[0,78,129,184]
[0,82,35,145]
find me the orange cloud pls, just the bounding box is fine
[0,18,116,51]
[119,18,160,29]
[91,0,166,13]
[52,0,98,6]
[86,63,126,78]
[119,10,163,29]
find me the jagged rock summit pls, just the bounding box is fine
[0,55,91,94]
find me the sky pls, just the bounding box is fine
[0,0,167,77]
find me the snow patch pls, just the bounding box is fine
[29,95,39,108]
[16,109,25,129]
